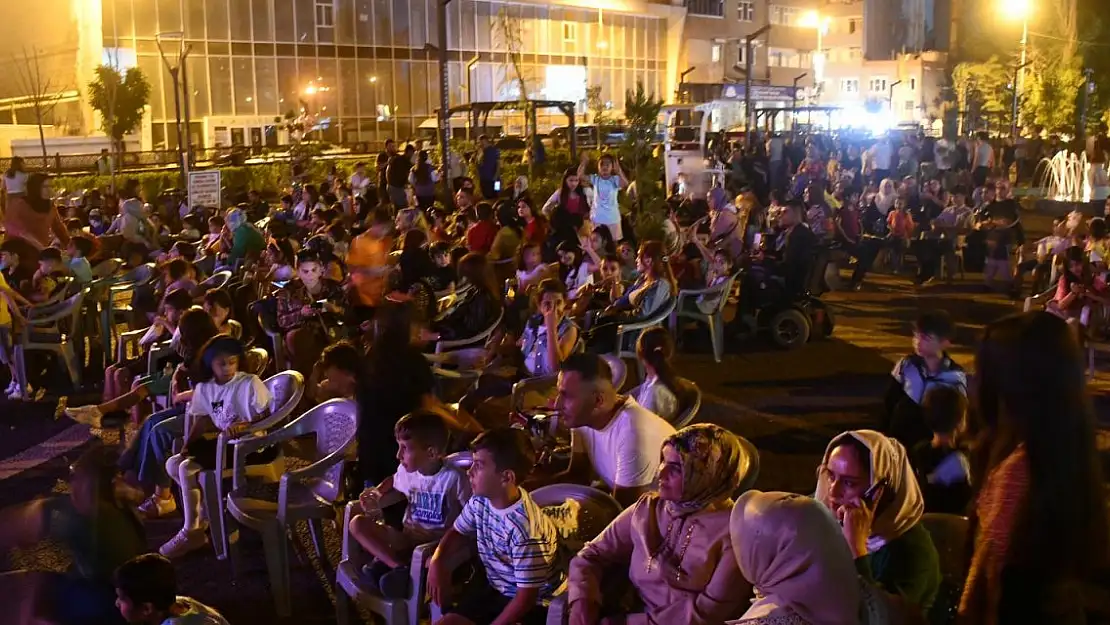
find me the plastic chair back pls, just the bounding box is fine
[91,258,123,279]
[298,399,359,502]
[531,484,623,553]
[120,262,156,285]
[264,370,305,422]
[445,451,472,471]
[732,435,761,498]
[246,347,270,376]
[199,270,233,291]
[599,353,627,391]
[671,378,702,428]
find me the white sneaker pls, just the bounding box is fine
[64,405,104,428]
[138,494,177,519]
[158,528,209,559]
[4,380,17,394]
[8,385,30,400]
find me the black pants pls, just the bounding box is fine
[914,238,948,283]
[851,237,886,285]
[586,310,637,353]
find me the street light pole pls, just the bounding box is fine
[438,0,453,206]
[156,32,191,187]
[1011,16,1028,137]
[791,72,808,136]
[677,66,696,103]
[744,24,772,149]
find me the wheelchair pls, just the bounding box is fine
[731,246,835,350]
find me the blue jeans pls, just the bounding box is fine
[118,406,185,489]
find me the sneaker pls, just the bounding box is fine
[138,494,177,519]
[8,385,31,400]
[64,405,104,428]
[158,528,208,559]
[4,380,17,395]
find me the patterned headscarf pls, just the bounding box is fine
[663,424,743,515]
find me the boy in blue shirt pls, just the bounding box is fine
[428,428,561,625]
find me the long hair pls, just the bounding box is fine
[193,335,245,384]
[25,172,52,213]
[457,252,500,300]
[636,326,680,397]
[177,308,219,363]
[412,150,434,185]
[558,166,586,208]
[366,303,416,377]
[592,225,617,256]
[5,156,24,177]
[639,240,677,297]
[972,311,1108,578]
[496,201,522,235]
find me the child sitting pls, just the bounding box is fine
[160,335,272,558]
[885,310,967,449]
[202,288,241,338]
[350,411,471,598]
[313,340,361,401]
[0,239,36,295]
[0,266,30,399]
[428,427,561,625]
[179,214,203,243]
[629,327,681,422]
[66,235,95,284]
[910,386,972,515]
[30,247,69,303]
[113,553,230,624]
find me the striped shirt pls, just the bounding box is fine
[453,489,561,602]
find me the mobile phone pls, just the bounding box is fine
[494,180,502,192]
[862,478,889,506]
[752,233,763,249]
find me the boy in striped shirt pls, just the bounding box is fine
[428,428,561,625]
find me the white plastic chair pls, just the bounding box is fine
[196,370,305,560]
[733,435,761,497]
[669,272,740,363]
[334,452,474,625]
[197,269,233,292]
[434,307,505,354]
[99,262,157,360]
[226,398,359,617]
[668,378,702,429]
[14,288,87,390]
[615,298,677,370]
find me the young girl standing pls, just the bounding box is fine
[160,336,272,559]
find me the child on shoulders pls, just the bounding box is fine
[428,427,562,625]
[349,411,471,598]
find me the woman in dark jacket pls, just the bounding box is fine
[427,252,502,343]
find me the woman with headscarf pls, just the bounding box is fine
[224,206,265,267]
[729,491,907,625]
[849,179,898,290]
[707,186,745,261]
[815,430,941,612]
[2,172,69,273]
[958,312,1110,625]
[567,424,751,625]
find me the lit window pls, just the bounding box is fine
[869,77,888,93]
[840,78,859,94]
[770,5,800,26]
[711,43,721,63]
[738,1,755,22]
[315,2,334,28]
[563,22,577,43]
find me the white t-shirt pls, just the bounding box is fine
[349,172,372,196]
[869,141,893,170]
[161,596,230,625]
[3,170,27,194]
[631,376,680,423]
[393,463,471,543]
[571,396,676,490]
[189,372,271,432]
[589,174,622,226]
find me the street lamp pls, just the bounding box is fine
[156,31,192,183]
[799,11,830,90]
[1002,0,1031,137]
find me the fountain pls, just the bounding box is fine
[1035,150,1108,215]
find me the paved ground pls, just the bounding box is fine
[2,215,1108,623]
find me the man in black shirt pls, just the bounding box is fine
[385,144,415,209]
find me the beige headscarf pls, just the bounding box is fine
[814,430,925,552]
[729,491,861,625]
[661,423,743,515]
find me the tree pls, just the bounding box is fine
[87,64,151,156]
[493,8,529,102]
[12,46,68,162]
[586,85,610,150]
[952,56,1015,132]
[619,82,666,235]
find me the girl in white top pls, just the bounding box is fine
[3,157,28,196]
[630,326,681,423]
[160,336,271,560]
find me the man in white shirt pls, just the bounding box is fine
[349,161,372,198]
[553,353,676,506]
[868,134,893,185]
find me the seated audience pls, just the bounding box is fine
[568,424,750,624]
[350,411,471,598]
[275,249,345,375]
[312,340,362,402]
[910,386,971,515]
[629,327,681,422]
[586,240,676,353]
[554,353,677,506]
[428,428,561,625]
[426,253,503,343]
[202,288,242,338]
[815,429,942,611]
[113,553,230,625]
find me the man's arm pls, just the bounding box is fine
[428,526,471,605]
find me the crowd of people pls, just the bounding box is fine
[0,126,1104,625]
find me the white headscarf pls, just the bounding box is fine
[874,179,897,215]
[814,430,925,553]
[729,491,861,625]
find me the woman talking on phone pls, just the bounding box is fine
[814,429,942,614]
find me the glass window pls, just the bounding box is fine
[157,0,183,33]
[295,0,315,43]
[137,55,165,120]
[316,2,334,27]
[373,0,391,48]
[274,0,295,41]
[230,0,252,40]
[711,44,721,64]
[114,0,135,39]
[206,0,229,39]
[184,0,205,38]
[233,58,256,115]
[354,0,373,44]
[103,1,119,41]
[277,57,299,114]
[460,0,476,50]
[476,2,491,51]
[358,59,377,115]
[255,57,279,115]
[374,60,394,120]
[209,57,233,115]
[410,0,428,49]
[252,0,273,40]
[186,54,210,117]
[411,62,429,116]
[317,57,338,118]
[152,122,167,149]
[395,62,412,117]
[392,0,410,47]
[738,1,754,22]
[336,0,355,44]
[624,19,634,59]
[339,59,359,118]
[687,0,724,17]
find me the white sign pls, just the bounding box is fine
[188,170,222,209]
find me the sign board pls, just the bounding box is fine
[188,170,222,210]
[720,84,804,102]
